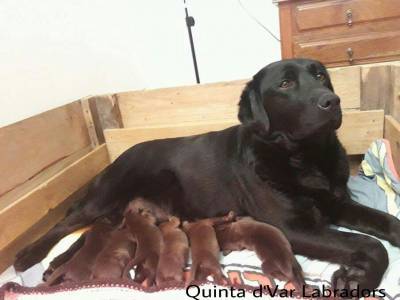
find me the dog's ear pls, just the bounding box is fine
[238,81,270,135]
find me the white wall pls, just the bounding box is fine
[0,0,281,127]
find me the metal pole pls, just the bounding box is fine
[184,0,200,84]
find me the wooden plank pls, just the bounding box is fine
[337,110,384,155]
[328,66,361,109]
[279,2,294,59]
[81,98,100,148]
[361,65,391,110]
[116,80,248,128]
[0,145,110,251]
[0,146,91,211]
[386,65,400,122]
[0,184,90,273]
[88,94,123,144]
[117,74,360,128]
[104,110,384,161]
[0,101,91,198]
[348,155,363,176]
[104,121,237,162]
[384,115,400,175]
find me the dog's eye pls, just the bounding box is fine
[279,80,294,89]
[316,73,326,81]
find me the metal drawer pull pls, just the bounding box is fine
[346,9,353,27]
[347,47,354,63]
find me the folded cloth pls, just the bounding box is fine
[348,138,400,218]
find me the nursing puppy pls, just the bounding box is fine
[182,212,235,284]
[91,227,136,280]
[156,217,189,286]
[128,196,171,223]
[45,220,113,286]
[123,206,163,286]
[215,217,305,291]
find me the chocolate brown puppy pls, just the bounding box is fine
[182,213,234,284]
[91,227,136,280]
[156,217,189,286]
[123,208,163,286]
[45,221,113,286]
[127,197,171,223]
[215,217,305,291]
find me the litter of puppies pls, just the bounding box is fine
[41,197,306,290]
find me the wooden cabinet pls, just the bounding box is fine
[276,0,400,67]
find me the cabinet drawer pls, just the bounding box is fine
[294,31,400,65]
[295,0,400,31]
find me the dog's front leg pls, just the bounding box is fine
[333,200,400,248]
[285,227,388,290]
[42,233,86,281]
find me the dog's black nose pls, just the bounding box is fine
[317,94,340,111]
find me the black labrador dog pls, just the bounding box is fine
[15,59,400,290]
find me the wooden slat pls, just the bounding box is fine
[104,121,237,162]
[116,80,248,128]
[279,2,294,59]
[0,145,110,251]
[0,184,90,273]
[337,110,384,155]
[348,155,363,176]
[104,110,384,161]
[361,65,392,110]
[386,66,400,122]
[88,94,123,144]
[0,101,91,198]
[0,146,91,211]
[329,66,361,109]
[81,98,100,148]
[116,74,359,128]
[384,115,400,174]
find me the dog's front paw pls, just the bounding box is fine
[14,242,48,272]
[42,266,55,282]
[388,218,400,248]
[331,265,379,293]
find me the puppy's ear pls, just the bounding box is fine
[238,81,270,135]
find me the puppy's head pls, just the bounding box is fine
[140,209,157,225]
[238,59,342,143]
[159,216,180,231]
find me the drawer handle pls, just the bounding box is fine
[346,9,353,27]
[347,47,354,63]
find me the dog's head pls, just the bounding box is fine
[238,59,342,142]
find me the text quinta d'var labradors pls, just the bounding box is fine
[185,284,386,299]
